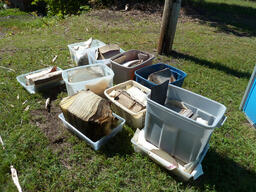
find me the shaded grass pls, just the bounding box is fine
[0,8,29,16]
[0,3,256,192]
[183,0,256,36]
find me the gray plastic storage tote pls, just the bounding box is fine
[144,84,227,163]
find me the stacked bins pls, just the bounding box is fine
[62,64,114,96]
[104,80,151,129]
[135,63,187,88]
[110,50,155,84]
[144,84,226,163]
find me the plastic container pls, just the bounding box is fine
[59,113,125,150]
[88,48,125,66]
[144,84,227,163]
[62,64,114,96]
[110,50,155,84]
[16,67,63,94]
[68,39,124,66]
[104,80,151,129]
[135,63,187,89]
[240,65,256,127]
[68,39,106,66]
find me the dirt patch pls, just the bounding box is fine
[87,8,162,24]
[0,14,36,22]
[87,6,199,28]
[31,101,82,170]
[0,32,6,39]
[0,47,18,55]
[31,103,66,146]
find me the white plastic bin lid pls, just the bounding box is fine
[131,129,209,181]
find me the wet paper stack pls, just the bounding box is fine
[59,90,118,141]
[25,66,62,87]
[67,65,105,83]
[166,100,209,126]
[113,52,149,68]
[108,86,147,113]
[96,44,121,60]
[148,68,176,85]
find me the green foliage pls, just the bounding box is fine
[0,2,4,9]
[31,0,163,17]
[32,0,91,17]
[0,8,29,16]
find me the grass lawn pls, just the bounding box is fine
[1,0,256,191]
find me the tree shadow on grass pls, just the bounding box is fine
[171,51,251,79]
[40,83,66,100]
[182,0,256,37]
[184,148,256,191]
[100,127,134,157]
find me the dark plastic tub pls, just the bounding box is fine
[110,50,155,84]
[135,63,187,89]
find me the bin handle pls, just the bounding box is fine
[218,115,227,127]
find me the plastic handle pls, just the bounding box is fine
[218,115,227,127]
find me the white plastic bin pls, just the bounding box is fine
[104,80,151,129]
[16,66,63,94]
[68,39,124,66]
[68,39,106,66]
[58,113,125,150]
[144,84,227,163]
[62,64,114,96]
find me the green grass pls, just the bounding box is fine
[1,0,256,191]
[0,8,29,16]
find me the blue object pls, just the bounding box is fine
[135,63,187,89]
[240,66,256,127]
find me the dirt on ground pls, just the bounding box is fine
[30,102,68,150]
[30,101,76,169]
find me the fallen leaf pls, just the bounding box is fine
[10,166,22,192]
[52,55,58,63]
[45,98,50,109]
[0,135,5,150]
[24,105,30,111]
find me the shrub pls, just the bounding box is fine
[32,0,91,17]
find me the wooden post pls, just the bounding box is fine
[158,0,182,55]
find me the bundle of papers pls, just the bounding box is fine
[148,68,176,85]
[96,44,121,60]
[166,100,209,126]
[25,66,62,87]
[60,90,117,141]
[109,86,148,113]
[113,52,149,67]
